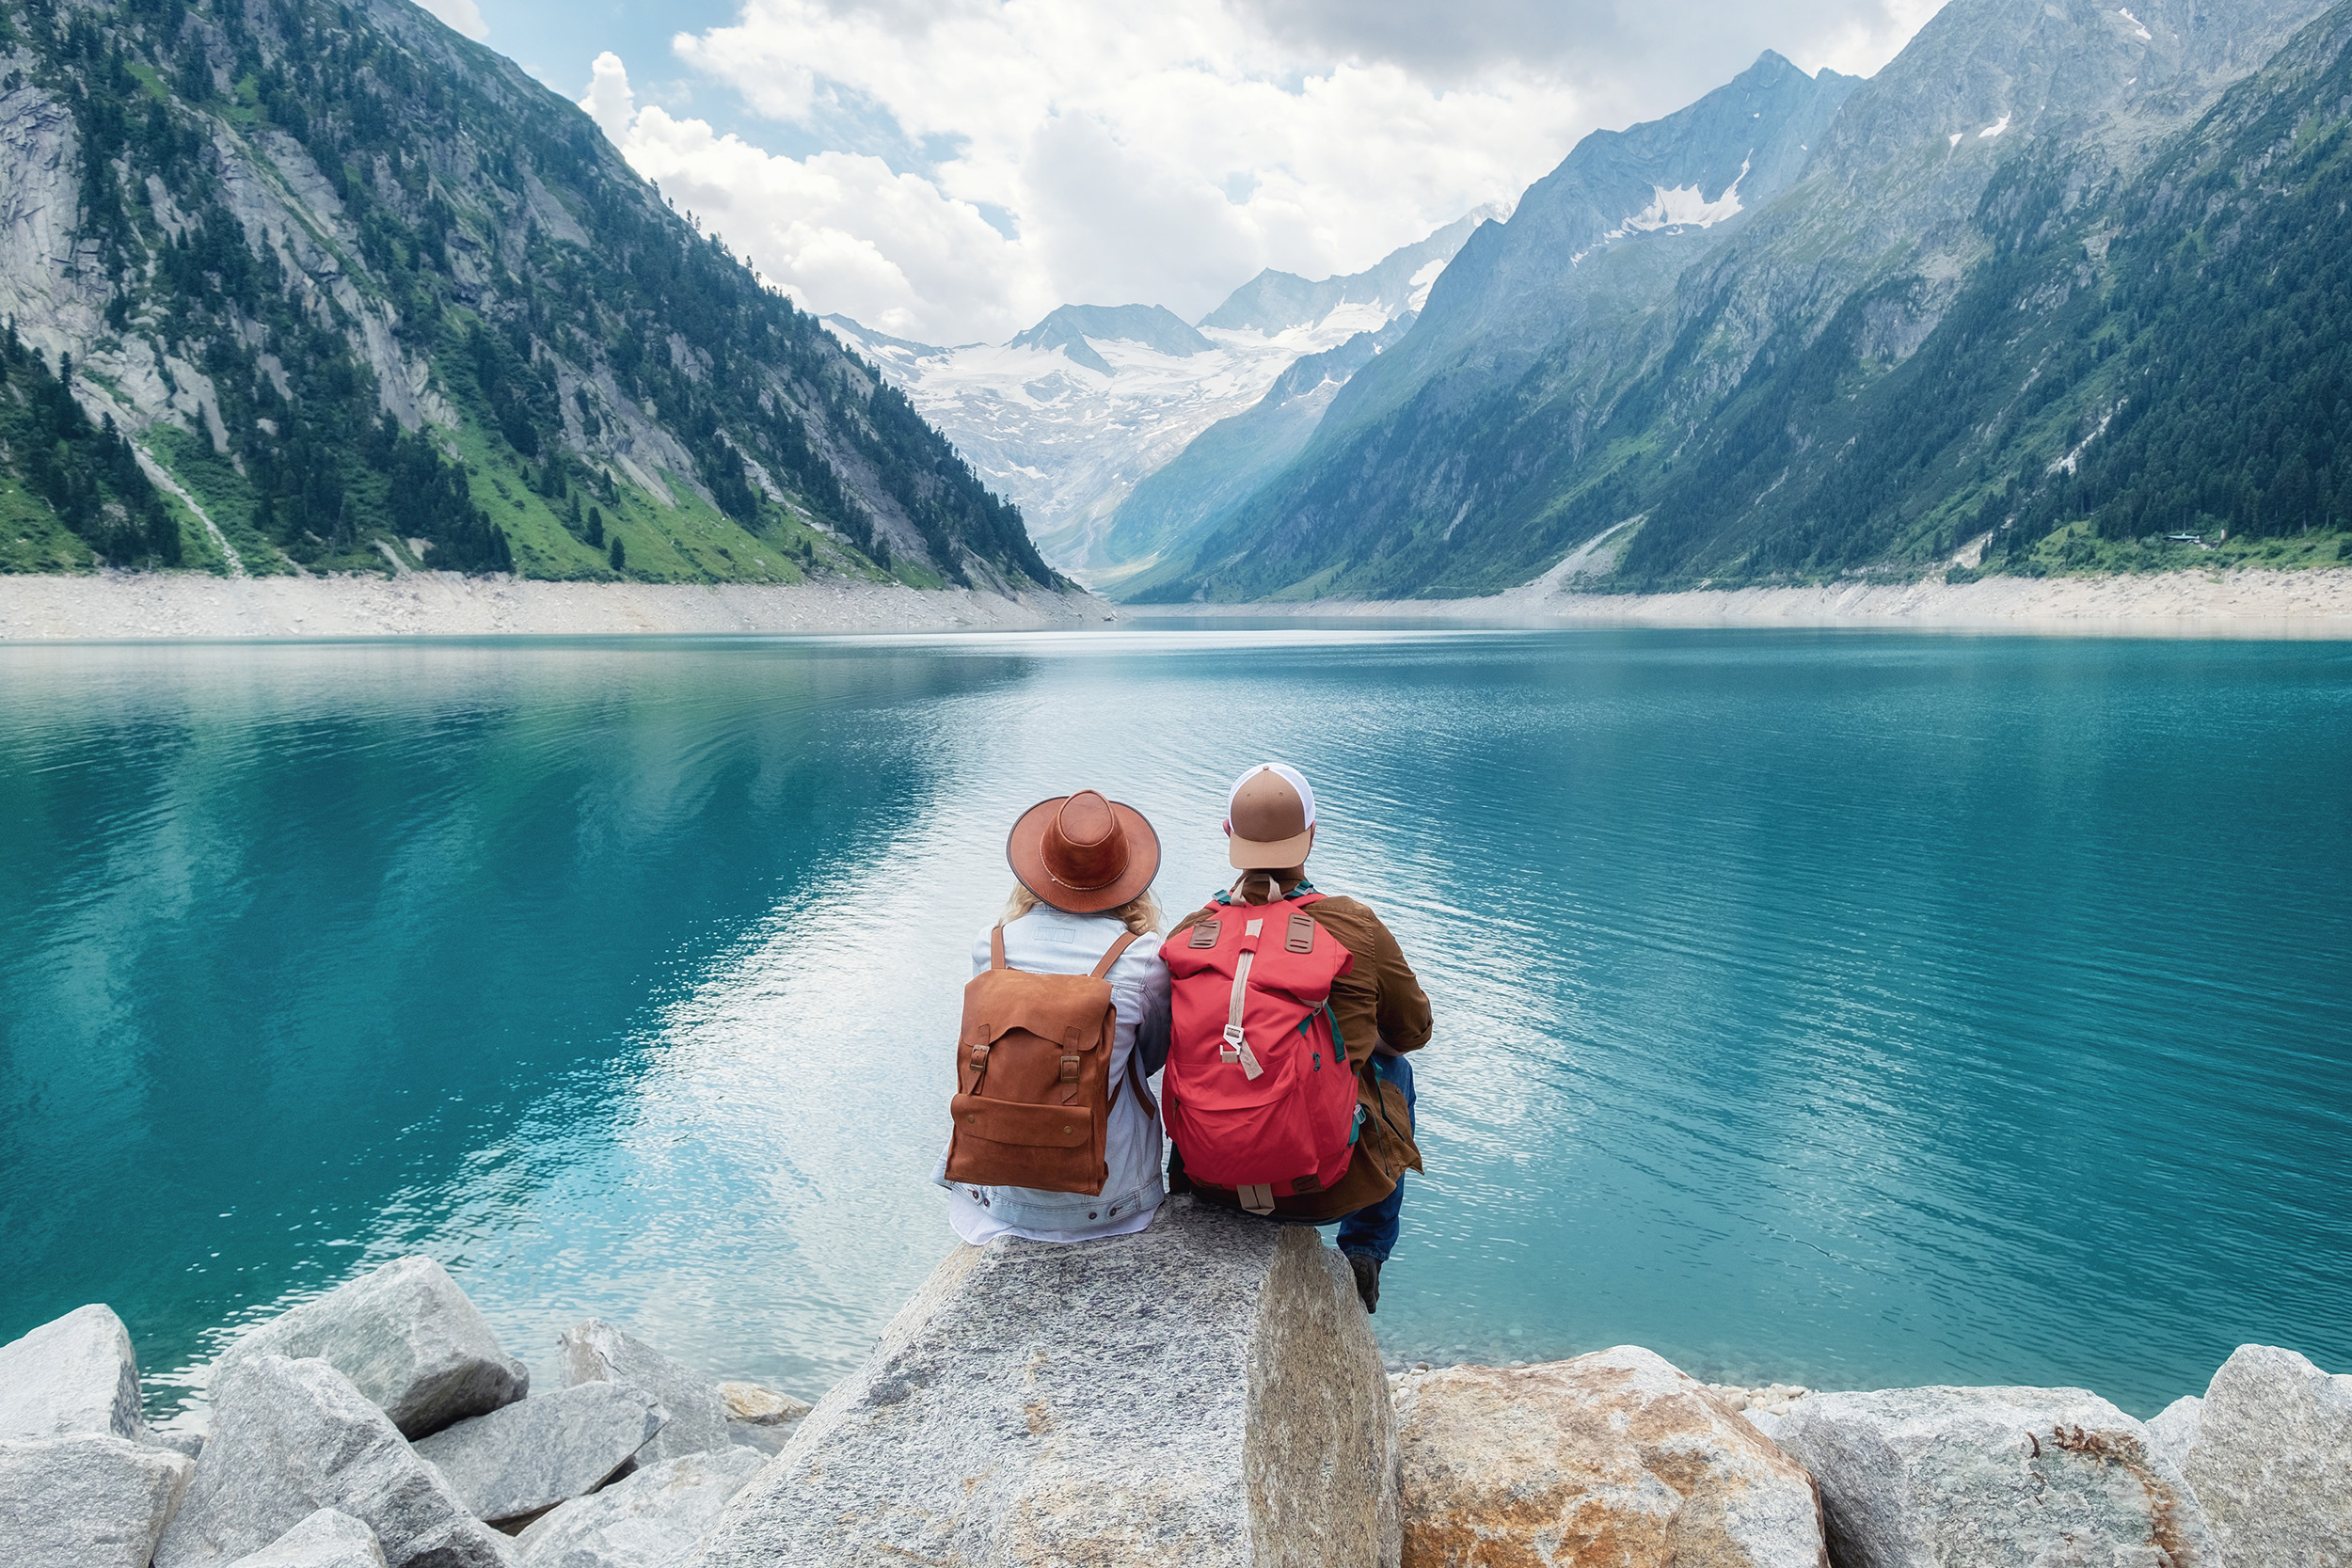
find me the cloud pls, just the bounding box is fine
[583,0,1947,344]
[580,51,635,144]
[413,0,488,43]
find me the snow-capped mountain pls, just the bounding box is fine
[823,211,1494,571]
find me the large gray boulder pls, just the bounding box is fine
[2184,1343,2352,1566]
[1772,1386,2211,1567]
[685,1197,1399,1568]
[516,1449,764,1568]
[225,1510,387,1568]
[216,1258,527,1439]
[2143,1394,2201,1477]
[559,1321,728,1465]
[154,1354,514,1568]
[0,1433,193,1568]
[1393,1350,1828,1566]
[0,1303,145,1439]
[413,1382,667,1526]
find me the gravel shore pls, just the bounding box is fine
[1141,565,2352,638]
[0,572,1110,640]
[4,564,2348,640]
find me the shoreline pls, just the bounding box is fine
[0,571,1110,641]
[1132,564,2352,639]
[3,562,2350,640]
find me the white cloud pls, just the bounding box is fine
[414,0,488,43]
[580,51,635,145]
[582,0,1947,345]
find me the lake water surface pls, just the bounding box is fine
[3,627,2347,1419]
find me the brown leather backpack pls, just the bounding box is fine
[946,927,1155,1196]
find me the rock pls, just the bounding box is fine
[1393,1350,1829,1568]
[559,1321,728,1464]
[412,1382,666,1526]
[154,1354,514,1568]
[684,1197,1397,1567]
[0,1433,194,1568]
[716,1384,809,1457]
[723,1419,793,1456]
[1770,1386,2211,1568]
[2144,1394,2201,1477]
[0,1303,145,1439]
[225,1509,387,1568]
[715,1383,809,1426]
[216,1258,527,1439]
[148,1427,209,1460]
[515,1449,764,1568]
[2184,1343,2352,1566]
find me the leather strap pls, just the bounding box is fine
[1089,930,1140,979]
[990,925,1007,971]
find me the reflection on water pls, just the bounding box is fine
[1,629,2347,1417]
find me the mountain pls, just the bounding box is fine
[1199,215,1487,334]
[1101,309,1418,576]
[1130,0,2344,601]
[0,0,1054,589]
[1118,51,1859,600]
[826,212,1490,572]
[1616,0,2352,583]
[1010,303,1212,372]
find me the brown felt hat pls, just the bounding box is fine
[1006,790,1161,914]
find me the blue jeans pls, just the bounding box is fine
[1337,1053,1414,1263]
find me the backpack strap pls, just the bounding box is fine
[1088,930,1140,979]
[990,924,1008,971]
[1112,1035,1159,1120]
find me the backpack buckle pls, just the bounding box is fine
[1221,1024,1265,1080]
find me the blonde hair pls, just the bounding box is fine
[1004,882,1164,937]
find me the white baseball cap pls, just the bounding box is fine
[1224,762,1317,869]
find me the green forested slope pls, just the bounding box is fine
[1605,0,2352,586]
[0,0,1055,588]
[0,322,183,571]
[1131,0,2350,601]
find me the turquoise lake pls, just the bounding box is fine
[2,627,2347,1420]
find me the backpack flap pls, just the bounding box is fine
[960,968,1114,1053]
[948,1095,1095,1151]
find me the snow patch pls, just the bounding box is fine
[1406,258,1448,313]
[1607,155,1751,240]
[1979,114,2011,139]
[2118,8,2153,40]
[1948,132,1964,149]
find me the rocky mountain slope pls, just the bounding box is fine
[0,0,1056,589]
[1130,0,2346,601]
[827,213,1489,573]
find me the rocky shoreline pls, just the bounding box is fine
[3,1205,2344,1566]
[6,563,2352,641]
[0,573,1110,641]
[1145,564,2352,638]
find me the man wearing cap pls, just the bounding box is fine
[1169,762,1431,1312]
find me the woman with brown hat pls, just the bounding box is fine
[933,789,1172,1243]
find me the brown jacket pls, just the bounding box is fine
[1170,881,1429,1219]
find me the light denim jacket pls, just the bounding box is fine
[932,907,1171,1234]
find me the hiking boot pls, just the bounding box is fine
[1346,1252,1381,1315]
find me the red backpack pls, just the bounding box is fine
[1161,891,1356,1213]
